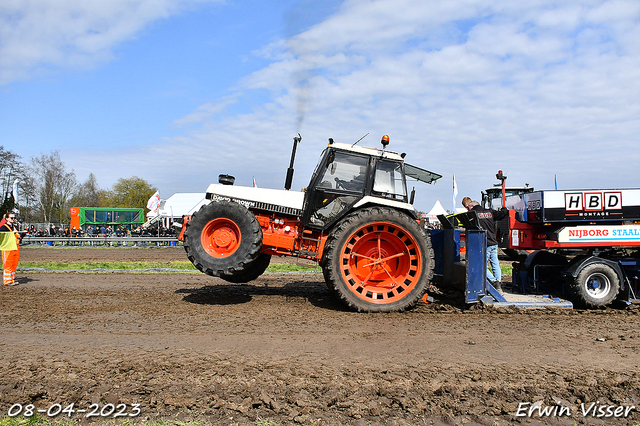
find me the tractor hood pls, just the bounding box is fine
[206,184,305,215]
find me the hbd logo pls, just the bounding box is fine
[565,192,622,211]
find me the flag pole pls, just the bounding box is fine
[452,174,458,212]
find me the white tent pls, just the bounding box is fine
[424,200,448,224]
[157,193,208,219]
[145,192,208,227]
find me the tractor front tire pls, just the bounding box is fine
[221,253,271,283]
[570,262,620,308]
[322,207,434,312]
[184,201,262,277]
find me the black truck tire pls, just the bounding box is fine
[221,253,271,283]
[322,206,434,313]
[503,248,533,262]
[570,262,620,308]
[184,201,262,277]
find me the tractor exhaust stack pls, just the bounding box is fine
[284,133,302,190]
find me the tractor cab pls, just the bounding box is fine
[302,137,441,230]
[481,184,534,210]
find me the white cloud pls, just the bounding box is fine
[172,97,239,127]
[48,0,640,213]
[165,0,639,210]
[0,0,221,84]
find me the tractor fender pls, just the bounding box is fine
[352,196,419,220]
[563,256,626,292]
[322,203,418,241]
[319,202,420,258]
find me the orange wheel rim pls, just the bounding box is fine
[201,218,241,258]
[340,221,422,304]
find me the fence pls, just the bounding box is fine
[22,236,180,247]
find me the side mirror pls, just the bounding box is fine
[410,187,415,204]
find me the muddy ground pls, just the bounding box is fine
[0,247,639,425]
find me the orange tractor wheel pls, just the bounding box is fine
[184,201,263,278]
[322,206,434,312]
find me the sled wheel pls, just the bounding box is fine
[221,253,272,283]
[184,201,262,277]
[570,262,619,308]
[323,207,434,312]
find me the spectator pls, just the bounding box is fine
[461,196,509,292]
[0,212,22,286]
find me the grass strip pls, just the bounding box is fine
[18,260,507,275]
[20,261,196,270]
[501,264,513,276]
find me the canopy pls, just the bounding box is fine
[424,200,448,222]
[154,193,208,219]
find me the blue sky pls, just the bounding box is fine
[1,0,639,213]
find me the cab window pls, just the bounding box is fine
[373,160,406,201]
[316,152,369,192]
[307,151,368,228]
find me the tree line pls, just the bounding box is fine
[1,147,157,225]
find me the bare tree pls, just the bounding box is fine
[71,173,105,207]
[0,146,26,213]
[30,151,77,224]
[17,173,38,222]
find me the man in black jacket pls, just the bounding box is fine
[461,197,509,292]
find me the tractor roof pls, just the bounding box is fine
[328,141,441,184]
[484,185,533,192]
[330,142,404,161]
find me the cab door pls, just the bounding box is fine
[302,150,370,230]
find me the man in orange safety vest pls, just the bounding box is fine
[0,212,21,286]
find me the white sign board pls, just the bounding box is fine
[557,225,640,243]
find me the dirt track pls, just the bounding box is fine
[1,247,639,425]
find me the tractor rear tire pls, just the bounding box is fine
[570,262,620,308]
[322,206,434,312]
[184,201,262,277]
[221,253,271,283]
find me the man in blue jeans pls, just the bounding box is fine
[461,197,509,292]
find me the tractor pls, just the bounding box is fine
[181,134,442,312]
[481,175,535,261]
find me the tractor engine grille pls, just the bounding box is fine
[250,201,302,217]
[208,193,302,217]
